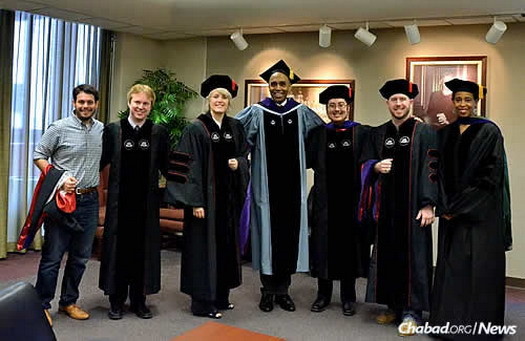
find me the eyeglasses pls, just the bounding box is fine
[327,103,347,109]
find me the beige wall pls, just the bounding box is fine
[114,23,525,278]
[109,32,165,120]
[163,37,208,119]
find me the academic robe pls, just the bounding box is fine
[236,98,323,276]
[165,113,249,302]
[362,117,438,312]
[430,118,510,336]
[98,119,169,295]
[17,165,80,250]
[306,121,371,280]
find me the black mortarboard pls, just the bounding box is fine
[379,79,419,99]
[259,60,301,84]
[444,78,486,100]
[319,85,354,104]
[200,75,238,98]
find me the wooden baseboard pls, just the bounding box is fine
[506,277,525,288]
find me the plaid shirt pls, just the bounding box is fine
[34,112,103,188]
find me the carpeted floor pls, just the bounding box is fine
[1,250,524,340]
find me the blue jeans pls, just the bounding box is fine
[35,191,98,309]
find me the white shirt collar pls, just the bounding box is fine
[275,99,288,107]
[128,116,144,129]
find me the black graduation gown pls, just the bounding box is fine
[98,119,169,295]
[430,120,508,337]
[306,123,371,280]
[362,118,438,312]
[165,113,249,302]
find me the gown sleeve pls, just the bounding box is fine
[446,123,505,221]
[165,123,206,208]
[235,105,260,148]
[417,123,439,209]
[100,124,114,171]
[305,126,322,170]
[158,126,170,178]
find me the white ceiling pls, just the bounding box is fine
[1,0,525,40]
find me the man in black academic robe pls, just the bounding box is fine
[361,79,438,336]
[236,60,323,313]
[306,85,370,316]
[99,85,169,320]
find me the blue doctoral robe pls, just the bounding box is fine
[236,98,323,275]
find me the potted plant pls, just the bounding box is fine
[119,68,198,148]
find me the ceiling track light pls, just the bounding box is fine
[319,24,332,48]
[404,21,421,45]
[230,29,249,50]
[485,18,507,44]
[354,22,377,47]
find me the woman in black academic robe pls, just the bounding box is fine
[165,75,249,319]
[431,79,511,340]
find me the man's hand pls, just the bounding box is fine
[441,214,453,221]
[228,158,238,171]
[61,177,78,193]
[437,113,449,126]
[193,207,205,219]
[416,205,435,227]
[374,158,393,174]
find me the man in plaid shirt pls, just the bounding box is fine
[33,84,103,324]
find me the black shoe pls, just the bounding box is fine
[311,296,331,312]
[108,304,123,320]
[259,290,274,312]
[130,304,153,319]
[342,301,356,316]
[216,302,235,310]
[192,309,222,319]
[275,294,296,312]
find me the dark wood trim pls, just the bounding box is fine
[506,277,525,288]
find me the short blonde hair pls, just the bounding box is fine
[207,88,232,112]
[127,84,156,106]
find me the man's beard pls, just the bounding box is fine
[75,110,94,121]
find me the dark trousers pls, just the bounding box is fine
[35,191,98,309]
[317,277,356,303]
[109,272,145,307]
[260,273,291,295]
[110,223,147,308]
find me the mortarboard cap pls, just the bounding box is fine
[445,78,487,100]
[319,85,354,104]
[379,79,419,99]
[259,60,301,84]
[200,75,238,98]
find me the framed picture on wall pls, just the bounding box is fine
[406,56,487,127]
[244,79,355,123]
